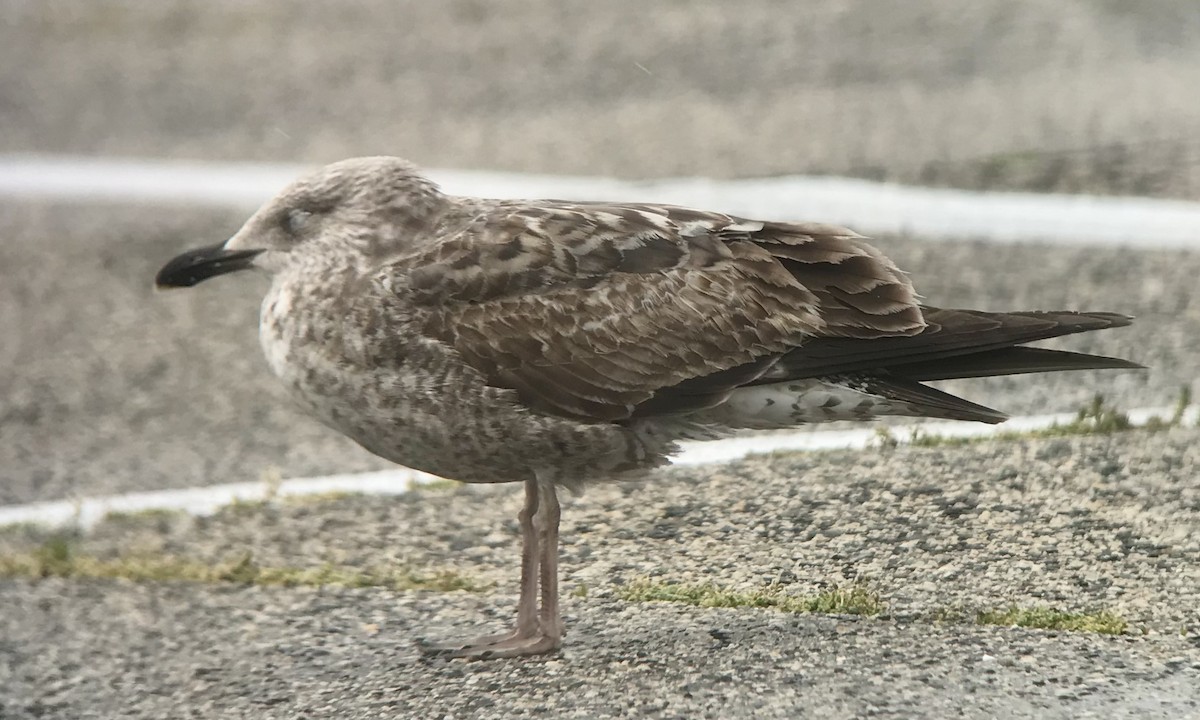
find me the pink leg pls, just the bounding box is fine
[513,476,541,636]
[418,474,563,659]
[537,477,563,642]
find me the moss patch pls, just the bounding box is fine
[0,521,44,538]
[618,579,884,616]
[903,390,1190,449]
[407,477,461,493]
[0,537,483,593]
[221,497,271,515]
[278,490,366,506]
[976,605,1128,635]
[102,508,186,527]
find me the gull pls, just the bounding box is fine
[156,156,1141,658]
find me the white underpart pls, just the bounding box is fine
[2,154,1199,247]
[718,380,903,428]
[3,405,1195,531]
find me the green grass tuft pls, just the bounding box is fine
[0,521,44,538]
[873,426,901,450]
[908,390,1192,448]
[802,584,886,615]
[407,477,461,492]
[779,390,1193,457]
[279,490,366,506]
[1143,384,1192,431]
[32,535,76,576]
[1054,393,1134,434]
[221,497,270,515]
[102,508,185,525]
[976,605,1128,635]
[618,579,884,616]
[930,606,970,624]
[0,538,484,593]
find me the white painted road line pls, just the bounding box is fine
[1,154,1198,247]
[2,405,1191,530]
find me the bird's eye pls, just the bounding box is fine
[284,209,313,235]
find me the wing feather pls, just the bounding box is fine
[386,202,924,422]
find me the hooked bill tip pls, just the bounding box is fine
[155,243,262,288]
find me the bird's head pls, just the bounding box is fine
[155,156,443,288]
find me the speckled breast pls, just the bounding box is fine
[255,277,653,485]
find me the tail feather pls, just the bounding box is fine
[849,375,1010,424]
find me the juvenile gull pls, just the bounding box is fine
[156,156,1142,658]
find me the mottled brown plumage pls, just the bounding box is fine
[406,202,924,422]
[156,156,1142,659]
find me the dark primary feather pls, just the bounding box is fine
[885,346,1143,382]
[761,308,1138,382]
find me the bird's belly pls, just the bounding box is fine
[258,298,661,484]
[262,335,512,482]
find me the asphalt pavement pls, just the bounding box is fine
[3,432,1200,718]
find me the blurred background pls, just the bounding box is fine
[5,0,1200,193]
[2,0,1198,505]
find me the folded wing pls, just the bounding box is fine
[385,202,925,422]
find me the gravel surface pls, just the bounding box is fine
[2,581,1197,720]
[3,429,1200,718]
